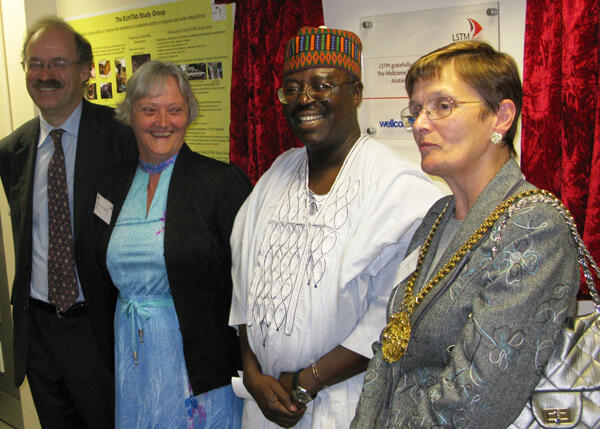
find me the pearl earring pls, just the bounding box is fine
[490,131,502,145]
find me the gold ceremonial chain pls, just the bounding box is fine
[381,188,549,363]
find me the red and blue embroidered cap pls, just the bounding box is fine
[283,26,362,81]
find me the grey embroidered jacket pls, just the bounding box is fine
[351,159,579,428]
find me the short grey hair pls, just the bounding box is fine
[116,60,198,125]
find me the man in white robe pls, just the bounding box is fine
[229,26,443,429]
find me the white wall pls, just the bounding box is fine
[1,1,35,134]
[57,0,175,18]
[323,0,526,66]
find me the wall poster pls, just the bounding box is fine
[68,0,234,162]
[359,3,499,142]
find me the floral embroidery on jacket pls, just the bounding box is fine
[494,236,540,284]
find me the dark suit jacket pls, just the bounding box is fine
[0,99,137,386]
[94,143,252,395]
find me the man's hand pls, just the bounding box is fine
[244,370,306,427]
[239,325,306,427]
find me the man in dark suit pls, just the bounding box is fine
[0,16,136,428]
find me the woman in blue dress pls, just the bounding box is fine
[93,60,251,428]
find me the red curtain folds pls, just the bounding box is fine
[226,0,324,183]
[521,0,600,297]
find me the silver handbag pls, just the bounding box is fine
[508,194,600,429]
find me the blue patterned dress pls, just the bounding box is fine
[107,163,242,429]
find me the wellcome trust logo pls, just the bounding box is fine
[379,118,411,129]
[452,18,483,41]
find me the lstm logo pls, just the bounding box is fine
[452,18,483,41]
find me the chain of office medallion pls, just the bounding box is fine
[382,188,549,363]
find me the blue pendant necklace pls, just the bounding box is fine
[138,153,178,174]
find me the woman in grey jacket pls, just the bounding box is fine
[351,40,579,428]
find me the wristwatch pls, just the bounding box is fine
[291,369,313,404]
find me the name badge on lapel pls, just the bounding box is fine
[94,193,113,225]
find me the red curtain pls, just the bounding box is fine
[521,0,600,297]
[227,0,324,183]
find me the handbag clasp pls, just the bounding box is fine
[542,408,571,424]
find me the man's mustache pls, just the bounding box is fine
[33,80,63,90]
